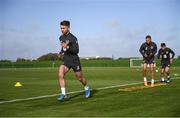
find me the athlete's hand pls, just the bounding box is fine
[170,58,173,64]
[62,42,69,49]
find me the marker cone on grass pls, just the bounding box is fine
[14,82,23,87]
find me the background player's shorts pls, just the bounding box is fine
[143,57,155,65]
[161,61,170,69]
[62,55,82,72]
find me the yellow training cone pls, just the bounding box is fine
[14,82,23,87]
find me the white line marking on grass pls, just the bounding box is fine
[0,77,180,105]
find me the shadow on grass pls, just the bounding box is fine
[65,89,99,101]
[0,98,6,101]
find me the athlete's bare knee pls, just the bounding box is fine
[165,68,169,73]
[150,67,154,71]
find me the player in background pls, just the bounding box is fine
[139,35,157,87]
[57,20,90,101]
[157,43,175,83]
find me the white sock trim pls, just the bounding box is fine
[61,88,66,95]
[84,86,89,90]
[161,77,165,81]
[151,79,154,84]
[144,77,147,82]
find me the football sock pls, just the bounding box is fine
[161,77,165,81]
[61,88,66,95]
[84,85,89,90]
[144,77,147,82]
[151,79,154,84]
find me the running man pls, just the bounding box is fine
[157,43,175,83]
[139,35,157,87]
[58,20,90,101]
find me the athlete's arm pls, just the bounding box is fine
[59,36,68,55]
[169,49,175,59]
[139,44,145,57]
[169,48,175,64]
[152,43,157,56]
[67,38,79,54]
[157,49,161,59]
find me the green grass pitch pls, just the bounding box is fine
[0,67,180,117]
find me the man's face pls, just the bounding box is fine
[146,38,151,44]
[161,46,166,50]
[60,25,69,35]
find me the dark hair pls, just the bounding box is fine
[145,35,151,39]
[161,43,166,47]
[60,20,70,27]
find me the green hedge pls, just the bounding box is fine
[81,59,129,67]
[0,59,180,68]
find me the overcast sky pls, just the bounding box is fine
[0,0,179,60]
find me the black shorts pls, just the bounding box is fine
[62,55,82,72]
[161,61,170,69]
[143,57,155,64]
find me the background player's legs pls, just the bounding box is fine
[58,65,69,95]
[161,68,165,82]
[143,63,148,86]
[150,64,155,86]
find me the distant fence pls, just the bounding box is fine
[0,59,180,68]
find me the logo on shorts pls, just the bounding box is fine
[151,46,154,49]
[77,66,80,70]
[163,54,167,58]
